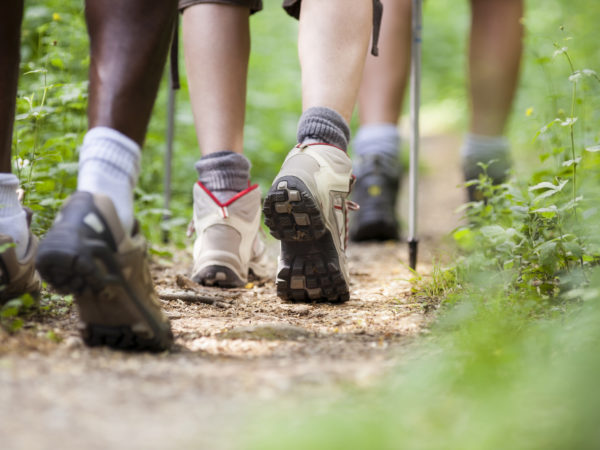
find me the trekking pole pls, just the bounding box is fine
[408,0,422,270]
[163,17,180,244]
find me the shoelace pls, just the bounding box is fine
[343,200,360,250]
[186,220,195,238]
[342,175,360,250]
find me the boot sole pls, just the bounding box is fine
[192,265,245,288]
[263,176,349,303]
[37,231,172,352]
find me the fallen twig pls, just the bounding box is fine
[158,291,232,308]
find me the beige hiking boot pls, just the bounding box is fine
[263,143,356,303]
[190,182,270,287]
[36,191,173,351]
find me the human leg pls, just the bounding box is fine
[0,0,41,302]
[36,0,177,350]
[77,0,179,233]
[463,0,523,196]
[351,0,412,241]
[263,0,372,302]
[183,3,250,156]
[181,1,268,287]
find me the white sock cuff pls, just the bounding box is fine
[0,173,22,217]
[79,127,141,187]
[0,173,19,188]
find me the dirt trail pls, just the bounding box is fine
[0,134,464,450]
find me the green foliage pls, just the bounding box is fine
[454,37,600,300]
[0,289,73,333]
[15,1,88,235]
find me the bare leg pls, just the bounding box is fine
[299,0,372,123]
[358,0,412,125]
[37,0,176,351]
[85,0,177,146]
[182,4,250,156]
[0,0,24,173]
[468,0,523,136]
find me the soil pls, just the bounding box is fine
[0,134,464,450]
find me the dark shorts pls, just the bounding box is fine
[178,0,383,55]
[178,0,302,19]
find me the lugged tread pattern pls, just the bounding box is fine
[263,177,326,241]
[263,176,349,303]
[275,236,349,303]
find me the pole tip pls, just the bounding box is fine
[408,238,419,271]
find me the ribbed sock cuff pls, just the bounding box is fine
[78,127,141,189]
[0,173,22,218]
[195,151,251,193]
[297,107,350,151]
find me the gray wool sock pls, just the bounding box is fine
[353,123,401,170]
[297,107,351,151]
[0,173,28,259]
[461,133,511,181]
[195,151,251,203]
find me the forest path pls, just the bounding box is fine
[0,134,463,449]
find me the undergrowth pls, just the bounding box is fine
[244,21,600,450]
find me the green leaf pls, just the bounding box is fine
[529,181,560,191]
[532,206,558,218]
[553,46,568,58]
[562,157,581,167]
[585,144,600,152]
[560,117,578,127]
[453,228,474,249]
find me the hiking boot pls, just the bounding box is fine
[0,210,41,303]
[263,143,355,303]
[191,182,270,288]
[36,192,173,351]
[349,153,400,241]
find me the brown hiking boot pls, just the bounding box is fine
[0,223,41,304]
[36,192,172,351]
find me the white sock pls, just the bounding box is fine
[77,127,141,234]
[0,173,29,260]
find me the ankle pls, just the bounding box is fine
[297,107,350,151]
[195,151,251,203]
